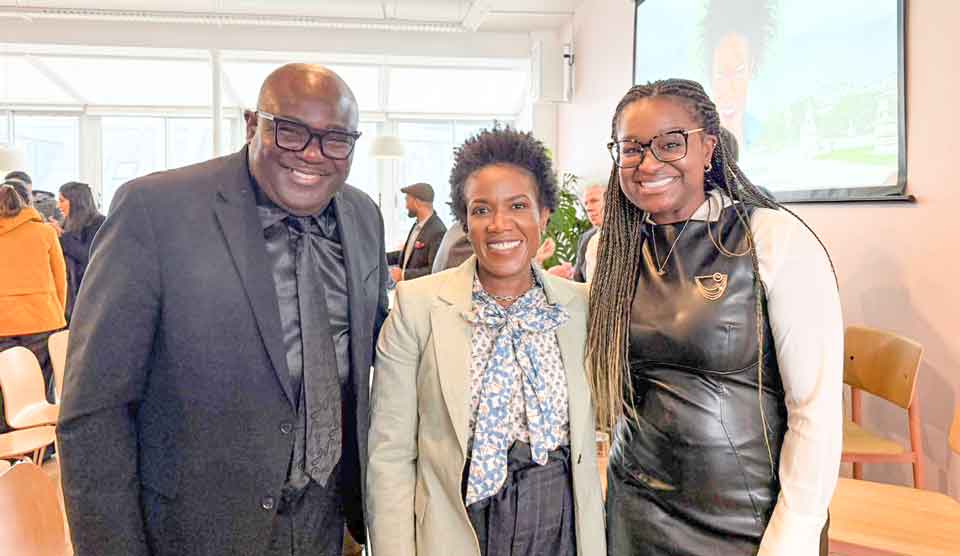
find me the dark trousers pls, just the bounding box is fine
[465,442,577,556]
[266,465,345,556]
[0,331,56,433]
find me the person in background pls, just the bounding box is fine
[57,63,387,556]
[4,171,32,197]
[367,126,605,556]
[590,78,840,556]
[387,182,447,282]
[47,182,105,321]
[546,182,606,283]
[0,181,66,411]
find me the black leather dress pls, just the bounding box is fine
[606,204,789,555]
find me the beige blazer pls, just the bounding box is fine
[367,256,606,556]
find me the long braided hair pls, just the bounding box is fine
[586,79,833,466]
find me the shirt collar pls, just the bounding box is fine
[253,184,337,232]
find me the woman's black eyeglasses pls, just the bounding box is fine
[607,128,705,168]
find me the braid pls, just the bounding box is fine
[587,78,837,450]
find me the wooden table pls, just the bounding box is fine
[829,478,960,556]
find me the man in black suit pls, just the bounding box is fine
[386,182,446,282]
[57,64,388,556]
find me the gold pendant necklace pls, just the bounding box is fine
[651,216,694,276]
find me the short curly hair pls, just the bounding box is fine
[448,125,557,227]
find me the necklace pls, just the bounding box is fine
[650,215,694,275]
[482,268,536,303]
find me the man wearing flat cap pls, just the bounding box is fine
[387,182,446,282]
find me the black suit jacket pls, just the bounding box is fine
[385,212,446,280]
[57,148,389,556]
[572,227,599,283]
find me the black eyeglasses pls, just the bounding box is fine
[607,128,705,168]
[257,110,362,160]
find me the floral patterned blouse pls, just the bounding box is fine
[462,274,571,505]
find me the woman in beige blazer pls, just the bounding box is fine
[367,126,605,556]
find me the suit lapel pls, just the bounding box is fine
[212,152,295,406]
[430,258,477,458]
[540,269,589,465]
[333,193,369,397]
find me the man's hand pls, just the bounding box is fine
[48,219,64,236]
[389,266,403,283]
[534,236,556,265]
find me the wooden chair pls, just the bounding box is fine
[950,406,960,456]
[0,461,72,556]
[0,347,59,429]
[47,330,69,403]
[0,426,57,464]
[841,325,924,488]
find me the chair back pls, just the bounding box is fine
[0,462,71,555]
[47,331,69,403]
[950,407,960,456]
[0,347,50,428]
[843,326,923,409]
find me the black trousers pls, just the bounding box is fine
[465,442,577,556]
[266,464,344,556]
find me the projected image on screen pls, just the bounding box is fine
[634,0,904,202]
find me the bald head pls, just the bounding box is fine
[257,63,358,127]
[246,63,362,216]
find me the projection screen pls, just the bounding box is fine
[633,0,908,202]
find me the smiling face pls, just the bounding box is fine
[57,194,70,219]
[616,96,717,223]
[246,65,359,216]
[464,163,549,295]
[711,32,753,136]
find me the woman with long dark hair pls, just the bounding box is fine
[56,181,104,319]
[589,79,842,556]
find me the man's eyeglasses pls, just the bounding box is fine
[257,111,362,160]
[607,128,705,168]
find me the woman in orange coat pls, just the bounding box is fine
[0,181,67,422]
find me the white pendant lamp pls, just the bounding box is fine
[369,135,405,159]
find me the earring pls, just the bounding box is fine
[705,162,713,172]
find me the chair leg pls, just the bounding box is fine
[35,444,47,465]
[852,462,863,480]
[908,402,923,489]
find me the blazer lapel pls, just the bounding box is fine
[212,152,295,406]
[430,257,477,458]
[540,269,590,464]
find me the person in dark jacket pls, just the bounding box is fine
[53,182,105,320]
[386,182,447,282]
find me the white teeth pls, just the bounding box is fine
[642,177,673,189]
[489,240,521,251]
[290,168,323,178]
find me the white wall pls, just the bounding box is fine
[558,0,960,498]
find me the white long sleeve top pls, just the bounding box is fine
[677,191,843,555]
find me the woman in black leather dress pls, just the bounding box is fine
[587,79,843,556]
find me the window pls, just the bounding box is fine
[0,112,9,144]
[168,118,213,169]
[347,121,380,203]
[13,115,80,194]
[101,117,164,207]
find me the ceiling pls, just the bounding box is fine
[0,0,581,32]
